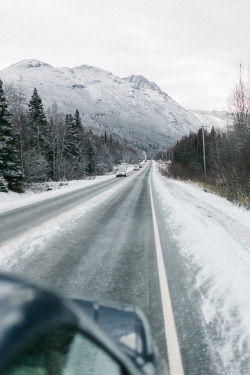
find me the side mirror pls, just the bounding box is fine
[0,274,167,374]
[0,274,141,375]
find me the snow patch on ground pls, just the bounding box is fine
[0,164,137,268]
[152,163,250,374]
[0,164,134,213]
[0,176,110,212]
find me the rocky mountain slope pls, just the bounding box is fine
[0,59,203,153]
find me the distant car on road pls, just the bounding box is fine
[116,169,127,177]
[138,163,143,168]
[133,165,140,171]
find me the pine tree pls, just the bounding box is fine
[27,88,48,153]
[64,110,84,157]
[73,109,82,132]
[0,80,23,191]
[72,109,83,156]
[64,113,76,156]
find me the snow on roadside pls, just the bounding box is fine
[0,164,134,213]
[152,162,250,374]
[0,175,112,212]
[0,164,138,269]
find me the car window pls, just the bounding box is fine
[4,327,125,375]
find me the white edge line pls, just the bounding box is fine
[149,174,184,375]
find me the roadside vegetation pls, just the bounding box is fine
[0,80,141,192]
[165,65,250,208]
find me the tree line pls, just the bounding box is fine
[0,80,141,192]
[167,65,250,206]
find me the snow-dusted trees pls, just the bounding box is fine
[6,79,27,177]
[47,102,66,181]
[168,64,250,206]
[170,124,250,206]
[21,88,50,182]
[61,110,87,178]
[84,130,97,175]
[64,111,82,158]
[96,136,114,173]
[1,80,141,188]
[170,127,249,204]
[27,88,48,153]
[0,80,23,191]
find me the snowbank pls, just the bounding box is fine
[0,164,135,213]
[152,163,250,374]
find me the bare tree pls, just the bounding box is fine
[228,64,250,134]
[47,102,67,180]
[3,77,27,176]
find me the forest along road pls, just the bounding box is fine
[0,160,240,375]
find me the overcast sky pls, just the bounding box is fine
[1,0,250,110]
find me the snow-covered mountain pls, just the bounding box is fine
[0,59,203,153]
[191,110,228,130]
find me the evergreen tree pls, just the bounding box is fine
[64,113,76,156]
[64,110,83,158]
[27,88,48,153]
[0,80,22,190]
[63,111,87,178]
[72,109,83,156]
[73,109,82,132]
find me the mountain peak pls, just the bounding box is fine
[73,64,109,75]
[0,59,204,153]
[123,74,162,93]
[9,59,53,70]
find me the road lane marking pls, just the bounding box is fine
[149,177,184,375]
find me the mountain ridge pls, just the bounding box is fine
[0,59,204,154]
[190,110,228,130]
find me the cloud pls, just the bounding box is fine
[1,0,250,110]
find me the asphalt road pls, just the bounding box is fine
[0,170,134,246]
[0,162,216,375]
[0,163,167,359]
